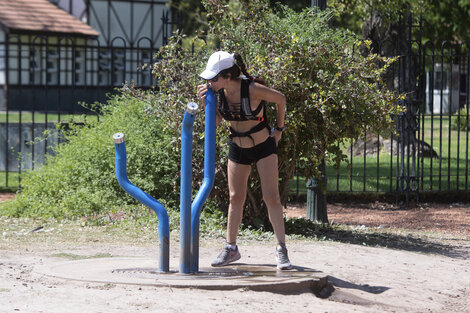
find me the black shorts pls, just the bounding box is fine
[228,136,277,165]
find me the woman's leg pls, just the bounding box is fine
[226,159,252,244]
[256,153,292,270]
[256,153,286,244]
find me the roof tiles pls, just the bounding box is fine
[0,0,99,37]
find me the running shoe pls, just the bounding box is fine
[276,243,293,270]
[211,244,241,267]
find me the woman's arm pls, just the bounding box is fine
[251,83,286,127]
[197,83,223,127]
[251,83,286,144]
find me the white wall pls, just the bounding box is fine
[0,30,5,110]
[88,0,169,47]
[426,64,466,114]
[53,0,170,47]
[55,0,88,23]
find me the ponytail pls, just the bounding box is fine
[233,53,266,85]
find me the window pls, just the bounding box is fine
[140,50,152,86]
[29,49,40,71]
[46,48,58,85]
[434,71,448,91]
[74,49,85,85]
[98,49,111,85]
[29,48,42,84]
[112,50,125,86]
[98,49,125,86]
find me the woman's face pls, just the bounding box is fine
[207,73,228,91]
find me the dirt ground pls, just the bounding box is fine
[285,201,470,237]
[1,194,470,313]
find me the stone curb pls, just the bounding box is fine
[35,257,328,293]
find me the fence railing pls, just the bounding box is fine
[0,33,162,189]
[1,33,470,201]
[1,35,159,111]
[304,41,470,200]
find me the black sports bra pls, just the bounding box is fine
[216,78,266,122]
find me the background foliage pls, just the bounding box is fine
[329,0,470,44]
[2,91,181,218]
[173,0,470,44]
[3,0,404,231]
[153,0,404,227]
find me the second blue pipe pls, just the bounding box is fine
[190,88,216,273]
[180,102,198,274]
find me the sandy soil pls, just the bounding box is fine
[285,201,470,237]
[0,196,469,313]
[1,240,469,313]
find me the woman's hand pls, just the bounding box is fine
[271,129,283,146]
[197,82,223,126]
[197,83,210,105]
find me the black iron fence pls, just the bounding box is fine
[2,35,159,111]
[304,41,470,203]
[1,16,470,205]
[0,32,164,189]
[291,16,470,204]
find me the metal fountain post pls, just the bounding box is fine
[113,90,214,274]
[190,88,216,273]
[179,102,198,274]
[113,133,170,272]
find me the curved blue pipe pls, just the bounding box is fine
[190,88,216,273]
[180,104,197,274]
[113,135,170,273]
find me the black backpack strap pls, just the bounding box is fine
[240,79,253,119]
[229,119,269,139]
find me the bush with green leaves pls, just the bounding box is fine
[1,90,181,218]
[2,0,404,230]
[207,1,404,172]
[151,0,404,226]
[451,107,470,131]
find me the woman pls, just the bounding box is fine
[197,51,292,270]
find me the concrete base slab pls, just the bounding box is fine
[35,257,328,293]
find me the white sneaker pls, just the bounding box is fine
[276,243,293,270]
[211,244,241,267]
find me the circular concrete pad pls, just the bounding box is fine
[36,257,328,293]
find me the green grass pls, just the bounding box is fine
[323,155,470,193]
[2,112,470,194]
[421,115,469,159]
[0,172,20,190]
[292,115,470,194]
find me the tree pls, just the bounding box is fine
[329,0,470,44]
[421,0,470,44]
[170,0,321,37]
[155,0,404,228]
[269,0,310,11]
[5,0,404,228]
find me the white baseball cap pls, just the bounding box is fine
[199,51,235,80]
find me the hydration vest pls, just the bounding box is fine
[216,78,270,139]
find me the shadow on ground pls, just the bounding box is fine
[284,218,469,259]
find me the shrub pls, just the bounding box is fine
[2,90,181,218]
[3,0,405,230]
[451,107,470,131]
[150,0,405,227]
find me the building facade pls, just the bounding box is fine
[0,0,172,112]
